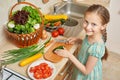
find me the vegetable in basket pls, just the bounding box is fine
[7,6,42,34]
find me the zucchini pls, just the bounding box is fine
[19,53,43,67]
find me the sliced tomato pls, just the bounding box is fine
[29,62,53,79]
[29,67,36,73]
[34,71,43,79]
[40,63,48,67]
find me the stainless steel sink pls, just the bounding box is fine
[55,2,89,19]
[52,2,89,37]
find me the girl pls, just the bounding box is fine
[54,4,110,80]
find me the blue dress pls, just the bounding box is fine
[71,36,105,80]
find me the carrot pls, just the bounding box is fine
[19,53,43,67]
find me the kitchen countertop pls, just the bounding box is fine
[0,33,80,80]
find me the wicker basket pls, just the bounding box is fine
[5,2,44,48]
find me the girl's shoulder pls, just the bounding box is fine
[87,39,105,59]
[88,43,105,58]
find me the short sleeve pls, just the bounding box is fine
[88,43,105,59]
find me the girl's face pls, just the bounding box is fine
[83,12,106,36]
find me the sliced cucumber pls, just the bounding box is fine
[53,46,64,53]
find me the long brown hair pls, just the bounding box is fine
[85,4,110,60]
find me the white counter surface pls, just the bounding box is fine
[0,34,78,80]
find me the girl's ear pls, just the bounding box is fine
[101,24,107,30]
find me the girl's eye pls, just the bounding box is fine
[91,23,96,27]
[83,20,88,25]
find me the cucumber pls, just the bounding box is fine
[53,46,64,53]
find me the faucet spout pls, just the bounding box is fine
[53,5,57,14]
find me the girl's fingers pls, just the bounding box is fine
[66,38,75,44]
[54,49,64,54]
[54,49,63,56]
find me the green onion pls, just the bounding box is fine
[2,43,44,65]
[2,37,51,65]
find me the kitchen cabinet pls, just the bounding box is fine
[54,61,73,80]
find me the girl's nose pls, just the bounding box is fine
[86,24,91,30]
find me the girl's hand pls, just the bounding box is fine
[54,48,70,58]
[66,37,78,44]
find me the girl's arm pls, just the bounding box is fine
[66,37,82,44]
[55,49,98,75]
[68,53,98,75]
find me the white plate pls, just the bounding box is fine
[27,60,56,80]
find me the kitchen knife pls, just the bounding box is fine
[54,39,68,43]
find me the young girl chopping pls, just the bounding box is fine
[54,4,110,80]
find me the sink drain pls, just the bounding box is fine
[64,18,78,26]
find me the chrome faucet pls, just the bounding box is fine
[53,4,58,14]
[53,2,64,14]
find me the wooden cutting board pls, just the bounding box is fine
[44,42,72,63]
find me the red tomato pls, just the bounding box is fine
[57,27,64,35]
[29,67,36,73]
[34,71,43,79]
[51,30,59,37]
[29,62,53,79]
[43,73,49,78]
[40,63,48,67]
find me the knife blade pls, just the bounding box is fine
[55,39,68,43]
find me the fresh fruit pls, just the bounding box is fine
[57,27,65,35]
[29,62,53,79]
[51,30,59,37]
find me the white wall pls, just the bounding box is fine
[106,0,120,54]
[0,0,17,42]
